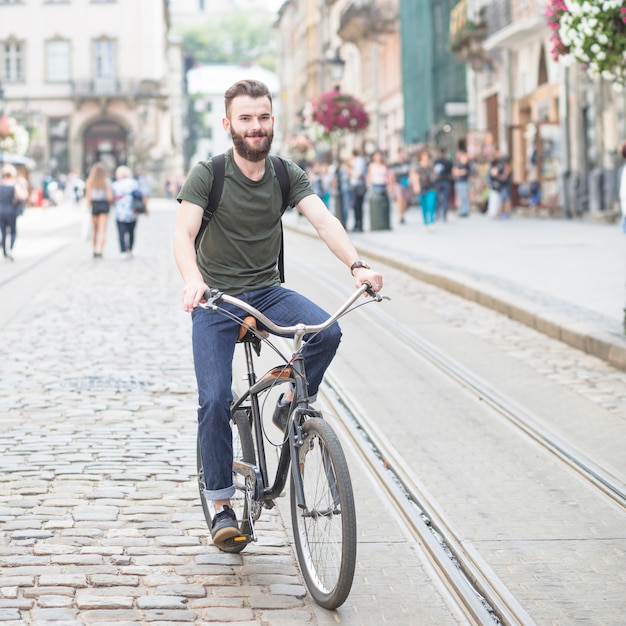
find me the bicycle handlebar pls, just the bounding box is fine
[199,283,382,347]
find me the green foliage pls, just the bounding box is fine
[176,12,277,71]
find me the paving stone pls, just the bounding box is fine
[152,585,205,598]
[247,594,304,610]
[89,574,140,587]
[38,574,87,588]
[74,593,134,610]
[34,594,74,608]
[135,596,188,610]
[29,607,79,622]
[199,606,255,622]
[268,583,307,598]
[79,609,144,623]
[0,609,21,622]
[141,609,197,622]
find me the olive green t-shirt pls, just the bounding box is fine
[178,150,313,295]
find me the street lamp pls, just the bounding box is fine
[329,49,345,91]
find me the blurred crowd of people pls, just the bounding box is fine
[299,140,523,232]
[1,162,152,262]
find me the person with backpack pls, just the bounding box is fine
[0,164,29,261]
[173,79,383,550]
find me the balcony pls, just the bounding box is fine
[338,0,398,44]
[71,78,167,104]
[483,0,547,50]
[450,1,488,70]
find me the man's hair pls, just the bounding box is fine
[622,141,626,160]
[224,79,272,117]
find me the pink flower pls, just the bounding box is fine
[310,91,369,135]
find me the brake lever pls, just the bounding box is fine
[200,288,224,309]
[364,284,387,302]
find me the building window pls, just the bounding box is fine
[1,40,24,83]
[94,39,115,79]
[93,38,116,93]
[46,40,71,82]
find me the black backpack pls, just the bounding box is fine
[194,153,291,282]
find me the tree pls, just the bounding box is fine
[177,12,277,71]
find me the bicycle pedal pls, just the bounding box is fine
[223,534,252,550]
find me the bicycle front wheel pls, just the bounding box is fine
[290,417,357,609]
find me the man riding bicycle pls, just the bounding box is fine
[173,79,383,550]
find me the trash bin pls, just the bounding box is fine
[369,189,391,230]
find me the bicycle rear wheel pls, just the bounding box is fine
[290,417,357,609]
[197,403,255,553]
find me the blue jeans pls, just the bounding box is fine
[419,190,438,225]
[191,285,342,501]
[436,180,452,220]
[116,220,136,252]
[455,180,470,216]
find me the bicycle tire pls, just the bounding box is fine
[197,402,256,553]
[290,417,357,609]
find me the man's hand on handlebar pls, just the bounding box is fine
[353,267,383,296]
[182,278,210,312]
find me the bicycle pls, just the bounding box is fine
[195,283,384,609]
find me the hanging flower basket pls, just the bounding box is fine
[305,91,369,141]
[547,0,626,91]
[0,115,30,156]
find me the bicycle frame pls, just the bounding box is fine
[201,284,380,512]
[231,338,320,510]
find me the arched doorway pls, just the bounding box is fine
[83,120,128,177]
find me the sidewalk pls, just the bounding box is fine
[283,204,626,371]
[9,199,625,372]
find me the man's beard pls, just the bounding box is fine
[231,128,274,162]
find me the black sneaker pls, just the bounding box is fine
[272,394,290,431]
[210,505,240,549]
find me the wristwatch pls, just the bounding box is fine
[350,260,371,275]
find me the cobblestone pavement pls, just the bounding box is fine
[0,206,316,624]
[2,201,625,625]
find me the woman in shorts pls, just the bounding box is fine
[85,162,114,258]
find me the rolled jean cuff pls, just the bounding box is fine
[204,484,235,502]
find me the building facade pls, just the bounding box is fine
[0,0,183,189]
[276,0,404,162]
[452,0,625,216]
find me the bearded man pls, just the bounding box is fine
[174,79,383,550]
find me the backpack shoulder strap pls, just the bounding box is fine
[269,155,290,211]
[194,153,226,252]
[269,155,291,283]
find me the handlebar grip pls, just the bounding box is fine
[364,283,383,302]
[202,288,223,303]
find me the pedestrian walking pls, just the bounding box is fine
[452,142,471,217]
[499,155,513,218]
[349,149,367,232]
[388,149,411,224]
[112,165,146,258]
[0,164,29,261]
[433,147,453,221]
[338,157,353,228]
[486,157,504,219]
[85,162,114,258]
[173,78,383,550]
[410,150,438,231]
